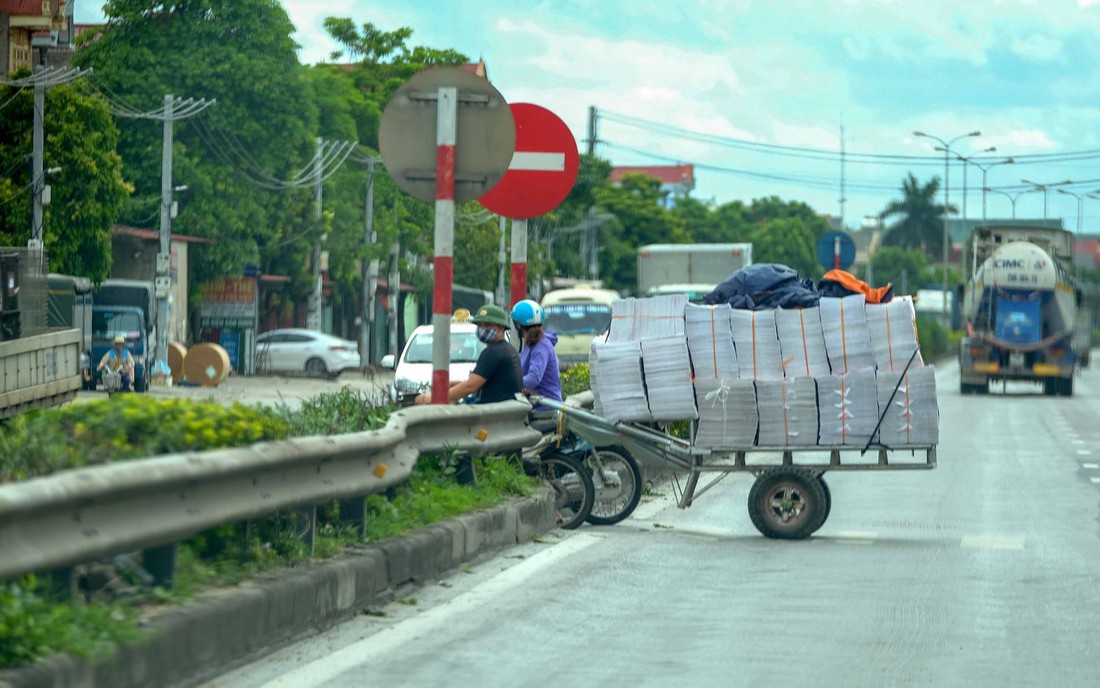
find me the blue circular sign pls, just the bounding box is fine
[817,231,856,271]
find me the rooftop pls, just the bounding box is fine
[609,164,695,189]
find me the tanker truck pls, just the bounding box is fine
[959,225,1078,396]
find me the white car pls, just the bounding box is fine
[382,323,493,404]
[256,328,361,377]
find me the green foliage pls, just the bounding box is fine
[273,387,393,436]
[0,83,130,283]
[917,315,950,362]
[560,363,591,397]
[751,216,822,279]
[0,396,289,483]
[0,576,140,667]
[863,247,927,294]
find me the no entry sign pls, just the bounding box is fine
[479,103,580,220]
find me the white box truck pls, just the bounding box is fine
[636,243,753,300]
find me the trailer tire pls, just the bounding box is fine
[1061,377,1074,397]
[747,467,827,540]
[817,475,832,532]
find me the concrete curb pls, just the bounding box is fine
[0,489,556,688]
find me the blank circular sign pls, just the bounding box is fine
[379,67,516,204]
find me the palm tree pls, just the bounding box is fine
[879,174,956,260]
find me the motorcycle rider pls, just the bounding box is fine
[510,299,562,410]
[98,335,136,392]
[415,304,522,405]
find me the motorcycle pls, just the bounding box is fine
[100,368,124,396]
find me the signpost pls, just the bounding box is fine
[480,104,580,306]
[817,231,857,272]
[379,68,514,403]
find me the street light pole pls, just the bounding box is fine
[914,129,980,322]
[1022,179,1072,221]
[968,156,1013,224]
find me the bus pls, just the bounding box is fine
[541,285,620,367]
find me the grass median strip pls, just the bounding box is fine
[0,389,537,669]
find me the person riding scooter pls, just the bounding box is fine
[510,299,562,411]
[415,304,522,405]
[98,335,136,393]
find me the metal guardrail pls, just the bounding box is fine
[0,399,539,581]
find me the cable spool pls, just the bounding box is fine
[182,343,231,387]
[167,342,187,384]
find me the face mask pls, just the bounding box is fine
[476,326,497,343]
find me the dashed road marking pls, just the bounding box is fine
[1078,450,1093,455]
[1072,439,1086,445]
[1091,477,1100,484]
[960,536,1026,551]
[1083,463,1100,469]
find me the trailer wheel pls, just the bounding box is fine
[1060,377,1074,397]
[747,467,827,540]
[817,475,832,532]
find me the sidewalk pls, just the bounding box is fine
[76,370,395,409]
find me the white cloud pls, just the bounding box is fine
[1010,33,1064,63]
[771,123,841,150]
[982,129,1057,152]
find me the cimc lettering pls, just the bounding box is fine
[993,259,1027,269]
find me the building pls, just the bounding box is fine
[609,164,695,207]
[110,224,212,346]
[0,0,74,75]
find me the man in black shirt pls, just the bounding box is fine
[416,304,523,405]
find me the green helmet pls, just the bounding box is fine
[471,303,510,328]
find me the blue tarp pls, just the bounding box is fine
[703,263,820,310]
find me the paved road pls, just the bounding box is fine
[208,362,1100,688]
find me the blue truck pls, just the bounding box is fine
[89,280,156,393]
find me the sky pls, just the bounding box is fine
[75,0,1100,234]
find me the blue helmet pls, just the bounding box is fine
[510,299,544,327]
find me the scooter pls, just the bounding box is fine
[101,368,123,396]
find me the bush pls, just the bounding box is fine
[916,316,951,362]
[560,363,591,397]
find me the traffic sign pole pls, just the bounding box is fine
[834,236,841,270]
[431,87,457,404]
[510,218,527,307]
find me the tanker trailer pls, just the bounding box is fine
[959,228,1077,396]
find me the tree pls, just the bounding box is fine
[0,82,130,283]
[595,173,689,291]
[74,0,322,295]
[750,217,820,278]
[862,247,926,294]
[880,174,954,260]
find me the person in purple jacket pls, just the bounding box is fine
[510,300,562,409]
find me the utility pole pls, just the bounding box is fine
[155,94,175,373]
[838,123,847,229]
[360,156,376,366]
[308,137,324,332]
[29,48,46,247]
[586,106,598,156]
[388,196,400,357]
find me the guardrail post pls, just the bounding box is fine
[454,455,476,486]
[142,542,178,589]
[294,506,316,555]
[339,497,366,539]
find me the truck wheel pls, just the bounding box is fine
[747,467,827,540]
[817,475,832,532]
[1043,379,1059,396]
[1061,377,1074,397]
[134,376,147,393]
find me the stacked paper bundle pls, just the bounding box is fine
[755,378,819,447]
[730,309,784,380]
[640,336,698,421]
[817,369,880,447]
[589,341,652,423]
[875,366,939,447]
[694,378,758,449]
[866,296,925,372]
[608,294,687,342]
[685,303,739,380]
[820,295,876,375]
[775,308,831,378]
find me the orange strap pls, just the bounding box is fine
[840,376,847,444]
[799,310,810,376]
[840,299,849,373]
[782,381,790,445]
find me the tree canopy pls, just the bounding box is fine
[0,82,130,283]
[880,174,954,260]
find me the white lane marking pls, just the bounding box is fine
[1091,477,1100,484]
[828,530,878,541]
[1083,463,1100,469]
[508,151,566,172]
[1078,450,1093,456]
[257,534,602,688]
[960,536,1025,551]
[1072,439,1085,445]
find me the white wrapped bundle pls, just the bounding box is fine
[685,303,739,380]
[607,294,687,342]
[755,378,819,447]
[640,336,698,421]
[590,341,652,423]
[775,307,831,378]
[694,378,758,449]
[817,369,880,447]
[730,310,784,381]
[876,366,939,447]
[866,296,924,372]
[820,295,876,375]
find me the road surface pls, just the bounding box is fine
[208,362,1100,688]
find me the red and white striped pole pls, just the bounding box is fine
[510,218,527,307]
[432,87,457,404]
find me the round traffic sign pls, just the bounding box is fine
[379,67,515,204]
[479,103,580,219]
[817,231,857,271]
